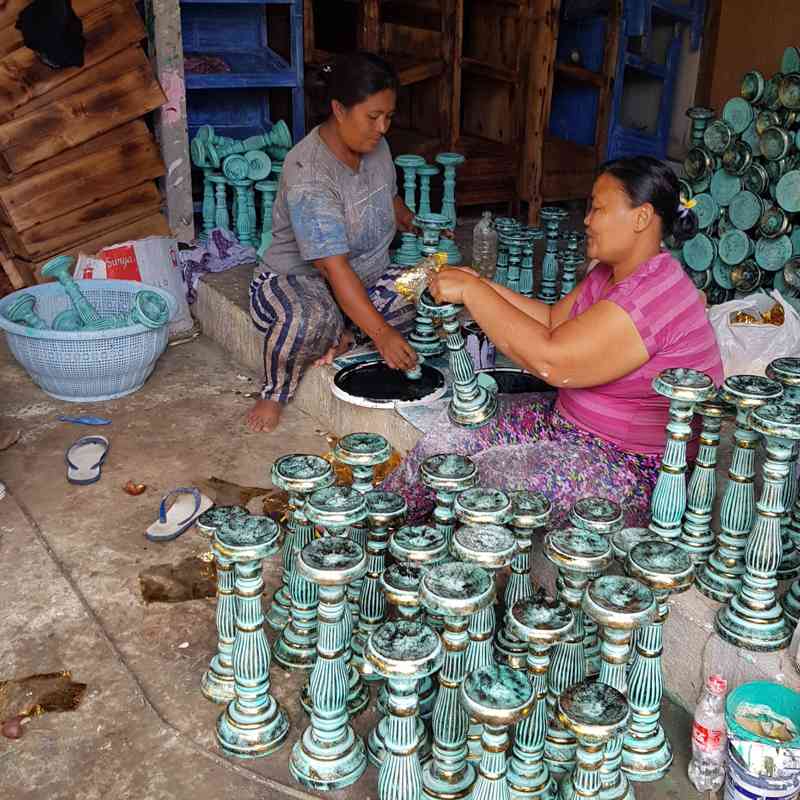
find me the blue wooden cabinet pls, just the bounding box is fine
[180,0,305,144]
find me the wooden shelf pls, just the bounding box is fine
[461,57,518,84]
[541,134,596,200]
[382,54,446,86]
[555,61,605,88]
[386,126,442,159]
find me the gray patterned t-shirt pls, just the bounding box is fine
[261,126,397,287]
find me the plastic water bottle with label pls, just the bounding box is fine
[688,674,729,792]
[472,211,497,278]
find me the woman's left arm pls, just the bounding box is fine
[394,196,416,233]
[435,271,649,388]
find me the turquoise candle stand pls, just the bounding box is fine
[255,180,279,258]
[495,491,553,669]
[679,397,728,563]
[302,485,369,716]
[649,369,716,542]
[353,490,407,680]
[520,227,543,299]
[394,155,426,266]
[459,664,534,800]
[623,541,694,781]
[365,620,444,800]
[420,562,495,800]
[538,208,568,304]
[557,682,630,800]
[766,358,800,581]
[199,166,216,243]
[697,375,783,602]
[543,528,613,778]
[209,175,230,231]
[370,560,437,766]
[268,454,334,634]
[4,293,49,329]
[569,497,623,678]
[271,456,335,668]
[560,233,581,298]
[200,505,249,703]
[41,255,104,327]
[420,454,478,543]
[582,575,657,800]
[214,516,288,759]
[687,107,716,148]
[289,537,368,789]
[610,528,655,562]
[494,218,521,287]
[504,230,527,294]
[418,164,440,217]
[334,432,393,624]
[451,515,515,762]
[418,289,498,428]
[717,403,800,651]
[435,152,465,265]
[507,592,575,800]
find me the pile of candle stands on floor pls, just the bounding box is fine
[679,46,800,306]
[193,356,800,798]
[189,121,293,256]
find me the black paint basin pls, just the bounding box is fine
[334,361,446,404]
[477,368,553,394]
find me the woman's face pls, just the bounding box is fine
[333,89,396,154]
[583,173,642,263]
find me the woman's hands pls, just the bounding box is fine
[394,198,417,233]
[373,325,418,371]
[429,268,483,305]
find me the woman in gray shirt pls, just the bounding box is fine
[248,52,419,431]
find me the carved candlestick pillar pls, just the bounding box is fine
[4,294,49,329]
[214,516,289,758]
[41,255,103,327]
[560,232,581,298]
[394,155,427,265]
[209,175,230,231]
[417,164,440,217]
[200,167,216,242]
[495,491,553,669]
[679,398,728,563]
[649,369,717,542]
[543,529,613,778]
[229,179,255,246]
[494,218,520,287]
[459,665,534,800]
[504,230,526,294]
[520,227,542,299]
[289,538,368,789]
[538,207,568,304]
[687,107,716,148]
[255,180,279,259]
[507,593,575,800]
[435,152,465,265]
[366,621,444,800]
[622,542,694,781]
[420,562,495,800]
[583,575,657,800]
[697,375,783,602]
[717,403,800,651]
[419,453,478,544]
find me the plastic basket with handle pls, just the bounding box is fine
[0,279,176,402]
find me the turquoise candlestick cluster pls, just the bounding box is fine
[189,120,291,252]
[4,255,171,332]
[392,152,466,266]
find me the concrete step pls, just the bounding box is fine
[194,265,423,452]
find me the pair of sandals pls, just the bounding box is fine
[65,436,213,542]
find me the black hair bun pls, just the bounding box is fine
[671,208,699,244]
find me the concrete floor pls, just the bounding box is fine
[0,334,697,799]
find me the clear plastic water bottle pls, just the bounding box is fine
[688,674,729,792]
[472,211,497,278]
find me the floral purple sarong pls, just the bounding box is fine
[381,393,661,530]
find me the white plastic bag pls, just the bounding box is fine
[73,236,193,336]
[708,290,800,377]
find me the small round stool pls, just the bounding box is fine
[199,505,248,703]
[271,455,334,668]
[459,664,534,800]
[302,485,369,716]
[543,528,613,779]
[623,541,694,782]
[420,453,478,541]
[569,497,623,678]
[268,454,334,632]
[366,621,443,800]
[289,537,368,789]
[352,489,407,678]
[506,592,574,800]
[495,490,552,669]
[420,562,495,800]
[557,681,630,800]
[582,575,657,800]
[214,516,288,758]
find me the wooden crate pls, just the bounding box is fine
[0,122,165,233]
[0,49,166,172]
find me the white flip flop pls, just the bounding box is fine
[145,488,214,542]
[65,436,110,485]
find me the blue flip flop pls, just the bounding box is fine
[65,436,110,485]
[145,488,214,542]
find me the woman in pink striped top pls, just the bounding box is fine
[382,156,723,528]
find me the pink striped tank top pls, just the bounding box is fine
[556,251,723,456]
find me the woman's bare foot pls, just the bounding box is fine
[313,330,355,367]
[246,399,283,432]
